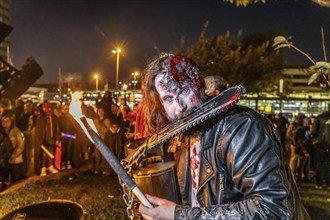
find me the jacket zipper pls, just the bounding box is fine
[218,173,224,204]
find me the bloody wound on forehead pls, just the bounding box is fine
[163,55,205,91]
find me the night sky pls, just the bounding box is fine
[9,0,330,86]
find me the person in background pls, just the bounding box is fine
[95,91,113,119]
[53,105,62,119]
[265,113,275,124]
[58,104,76,170]
[295,116,313,183]
[16,101,34,132]
[1,110,25,183]
[14,99,24,129]
[276,112,290,151]
[204,75,228,98]
[35,102,60,176]
[286,115,299,178]
[23,114,37,177]
[105,120,126,163]
[109,103,124,130]
[120,105,135,136]
[93,107,111,175]
[0,124,13,191]
[52,104,63,169]
[103,120,127,176]
[138,53,310,220]
[311,103,330,189]
[70,103,93,168]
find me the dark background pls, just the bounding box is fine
[9,0,330,85]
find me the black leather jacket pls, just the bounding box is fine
[312,111,330,147]
[175,105,310,219]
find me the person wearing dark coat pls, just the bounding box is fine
[1,111,25,183]
[138,53,310,220]
[95,91,113,119]
[311,103,330,189]
[35,102,61,176]
[0,126,14,191]
[58,104,77,170]
[103,121,126,176]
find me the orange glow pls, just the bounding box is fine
[69,92,98,142]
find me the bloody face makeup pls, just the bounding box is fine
[155,73,203,121]
[154,55,206,121]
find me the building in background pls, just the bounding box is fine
[283,66,326,93]
[240,66,330,119]
[0,0,11,60]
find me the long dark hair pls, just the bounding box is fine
[142,53,207,134]
[1,109,15,131]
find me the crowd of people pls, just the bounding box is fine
[0,93,147,192]
[265,107,330,190]
[0,53,329,219]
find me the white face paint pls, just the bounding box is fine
[155,74,203,121]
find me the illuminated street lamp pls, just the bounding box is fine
[122,83,128,91]
[112,48,121,90]
[94,74,99,91]
[131,71,139,89]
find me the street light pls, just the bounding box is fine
[279,79,284,112]
[94,74,99,91]
[112,48,121,90]
[122,83,128,105]
[131,71,139,89]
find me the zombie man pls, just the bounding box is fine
[138,53,310,219]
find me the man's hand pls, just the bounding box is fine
[139,194,176,220]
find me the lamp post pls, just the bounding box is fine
[94,74,99,91]
[279,79,283,112]
[122,83,128,105]
[131,71,139,90]
[112,48,121,90]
